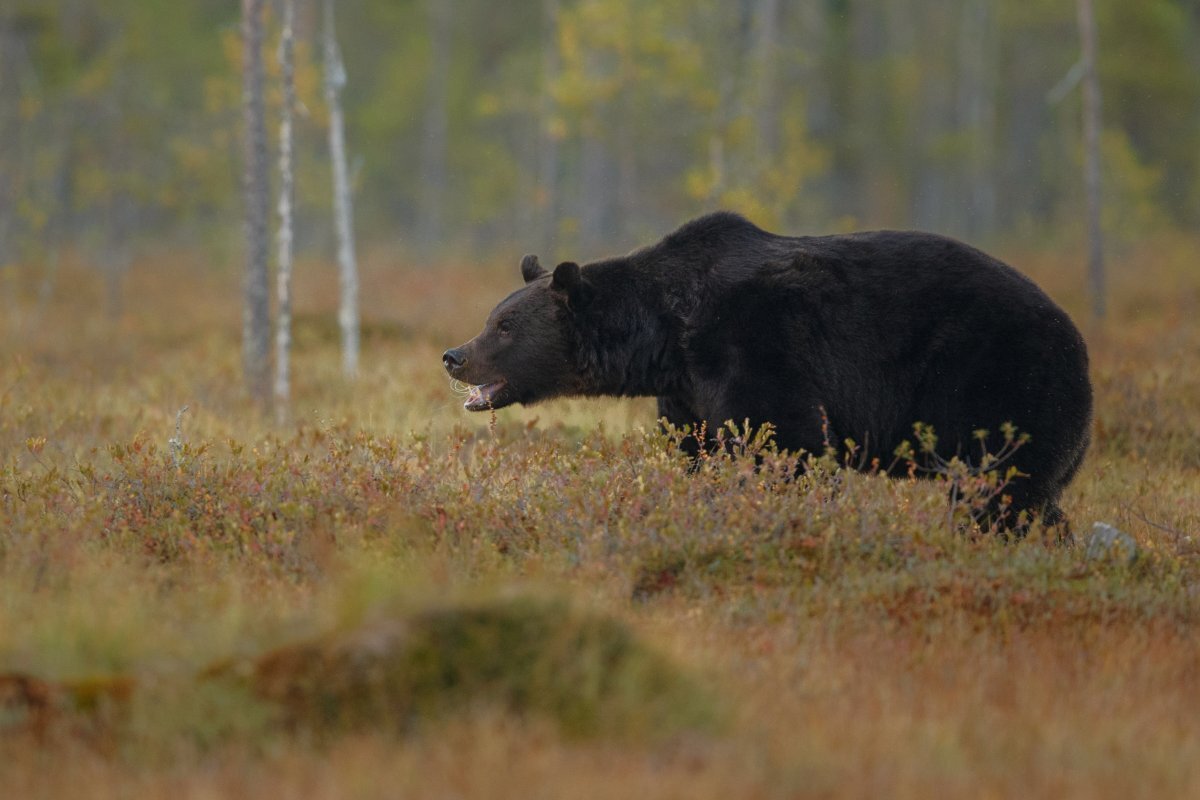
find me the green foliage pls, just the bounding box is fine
[3,0,1200,263]
[245,596,715,740]
[1098,0,1200,222]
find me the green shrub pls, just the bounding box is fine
[243,596,716,740]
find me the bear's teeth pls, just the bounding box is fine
[464,381,506,410]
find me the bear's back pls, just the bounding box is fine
[644,213,1043,306]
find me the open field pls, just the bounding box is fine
[1,238,1199,798]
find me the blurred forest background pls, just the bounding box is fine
[2,0,1199,272]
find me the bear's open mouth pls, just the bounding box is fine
[464,380,507,411]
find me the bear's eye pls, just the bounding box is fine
[497,319,513,336]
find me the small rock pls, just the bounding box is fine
[1084,522,1139,565]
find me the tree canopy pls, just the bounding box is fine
[2,0,1199,263]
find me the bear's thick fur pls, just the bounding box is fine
[444,212,1092,528]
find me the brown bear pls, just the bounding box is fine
[443,212,1092,529]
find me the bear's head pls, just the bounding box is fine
[443,254,588,411]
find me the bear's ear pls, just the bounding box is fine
[520,254,547,283]
[550,261,586,305]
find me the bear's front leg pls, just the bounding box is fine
[656,395,710,462]
[707,392,837,462]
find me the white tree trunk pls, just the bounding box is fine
[242,0,271,404]
[274,0,297,423]
[1077,0,1105,319]
[324,0,360,378]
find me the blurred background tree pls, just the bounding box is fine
[1,0,1198,269]
[241,0,271,405]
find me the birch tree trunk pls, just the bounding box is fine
[242,0,271,404]
[1077,0,1105,319]
[274,0,296,423]
[418,0,452,255]
[324,0,360,378]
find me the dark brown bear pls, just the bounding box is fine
[443,212,1092,529]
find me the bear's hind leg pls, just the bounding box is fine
[974,481,1071,542]
[656,396,707,462]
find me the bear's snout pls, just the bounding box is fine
[442,348,468,375]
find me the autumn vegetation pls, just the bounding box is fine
[1,234,1198,798]
[4,0,1200,796]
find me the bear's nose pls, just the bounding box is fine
[442,348,467,373]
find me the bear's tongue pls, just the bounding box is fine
[464,381,506,411]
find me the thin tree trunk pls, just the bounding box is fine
[615,87,637,244]
[1077,0,1105,319]
[750,0,781,162]
[418,0,451,255]
[242,0,271,404]
[823,3,856,222]
[848,0,889,223]
[537,0,560,254]
[324,0,359,378]
[959,0,996,239]
[39,104,75,317]
[578,128,614,254]
[720,1,754,187]
[0,19,19,330]
[102,193,133,320]
[1002,30,1048,236]
[274,0,296,423]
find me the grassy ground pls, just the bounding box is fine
[1,237,1198,798]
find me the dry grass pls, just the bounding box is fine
[1,237,1198,797]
